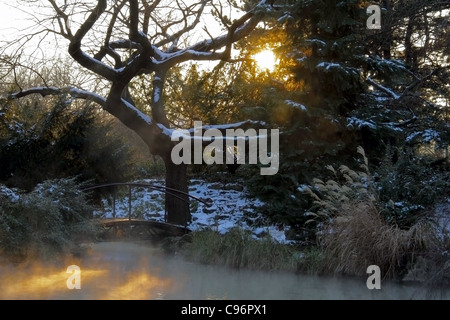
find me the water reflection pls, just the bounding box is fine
[0,241,446,300]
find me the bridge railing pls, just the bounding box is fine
[82,182,212,229]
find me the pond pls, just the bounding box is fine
[0,241,446,300]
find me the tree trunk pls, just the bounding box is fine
[141,124,191,226]
[162,153,190,226]
[404,13,415,68]
[381,0,393,60]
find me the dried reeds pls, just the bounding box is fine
[318,200,433,279]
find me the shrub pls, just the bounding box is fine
[421,237,450,298]
[137,156,166,178]
[374,146,450,228]
[302,147,437,279]
[295,246,326,275]
[317,201,433,279]
[0,98,136,200]
[302,146,375,223]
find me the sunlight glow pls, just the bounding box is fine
[0,264,107,299]
[253,50,277,72]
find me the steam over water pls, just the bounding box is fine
[0,242,446,300]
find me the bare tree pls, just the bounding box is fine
[2,0,272,225]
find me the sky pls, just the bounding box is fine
[0,1,245,72]
[0,1,240,48]
[0,2,34,40]
[0,1,58,62]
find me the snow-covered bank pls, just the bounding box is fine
[93,178,292,244]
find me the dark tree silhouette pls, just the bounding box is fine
[2,0,272,225]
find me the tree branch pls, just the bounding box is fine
[6,86,106,106]
[68,0,118,81]
[48,0,73,39]
[366,77,400,99]
[93,0,128,67]
[152,0,208,49]
[158,1,265,68]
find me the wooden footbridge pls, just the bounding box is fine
[82,182,212,241]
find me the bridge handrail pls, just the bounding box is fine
[82,182,212,207]
[82,182,213,227]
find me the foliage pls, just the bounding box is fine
[181,227,300,271]
[375,146,450,227]
[0,177,100,261]
[1,0,448,235]
[317,200,433,280]
[414,214,450,298]
[137,156,166,178]
[302,146,375,222]
[0,96,136,201]
[295,246,326,276]
[1,0,275,225]
[301,147,445,280]
[161,63,244,128]
[301,145,448,228]
[238,0,371,231]
[239,0,449,241]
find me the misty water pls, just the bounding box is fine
[0,241,447,300]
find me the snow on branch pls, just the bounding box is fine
[67,0,119,81]
[366,77,400,99]
[157,119,268,139]
[367,67,440,101]
[5,86,107,106]
[158,0,269,67]
[190,120,267,132]
[4,86,153,126]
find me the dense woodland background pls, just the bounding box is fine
[0,0,449,283]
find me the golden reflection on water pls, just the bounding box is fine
[0,267,177,300]
[99,273,174,300]
[0,264,106,299]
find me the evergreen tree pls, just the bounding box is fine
[0,95,135,202]
[238,0,448,234]
[235,0,373,234]
[361,0,450,160]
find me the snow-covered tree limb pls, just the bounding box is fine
[157,119,268,139]
[67,0,118,81]
[4,86,152,126]
[367,67,441,101]
[367,77,400,99]
[6,86,106,106]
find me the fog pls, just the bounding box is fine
[0,241,445,300]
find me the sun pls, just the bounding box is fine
[253,49,277,72]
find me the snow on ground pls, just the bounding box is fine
[93,178,292,244]
[434,200,450,239]
[0,185,20,202]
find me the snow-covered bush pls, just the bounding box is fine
[375,146,449,228]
